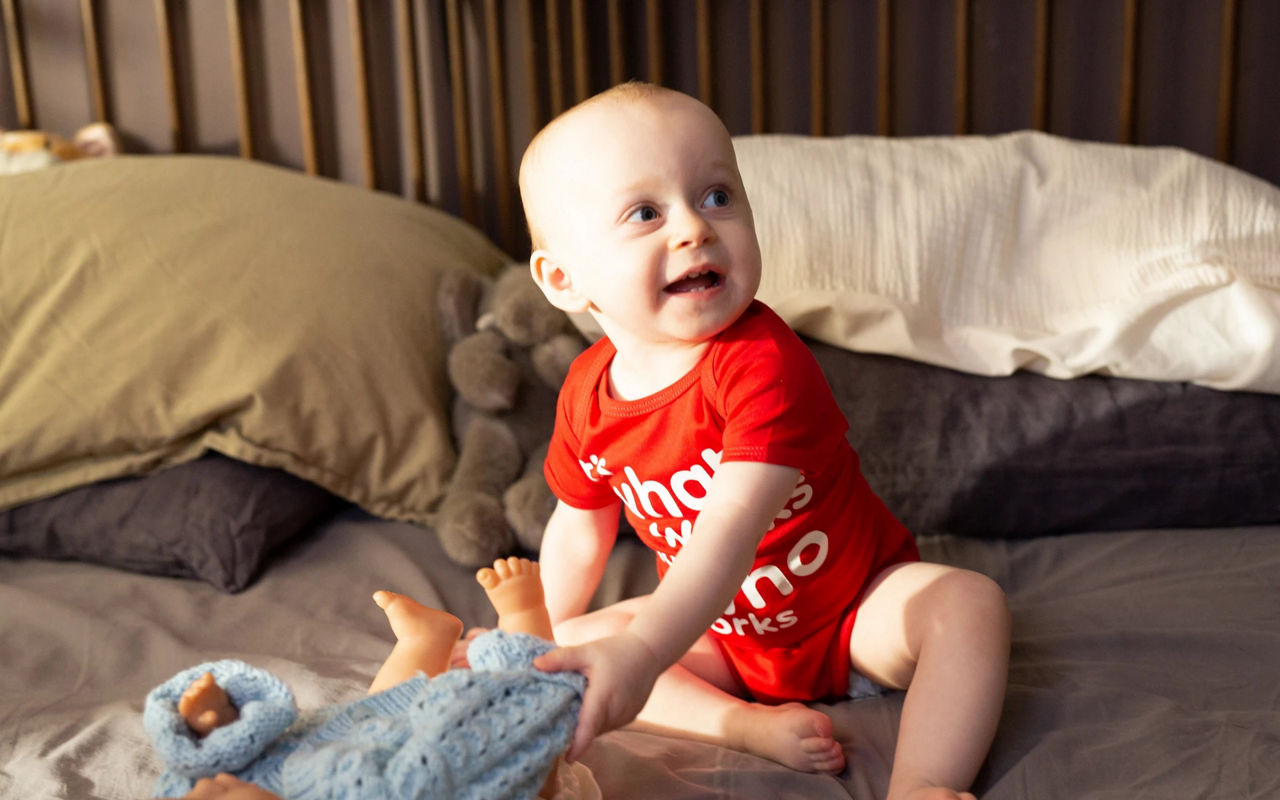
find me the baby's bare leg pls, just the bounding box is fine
[848,562,1009,800]
[368,591,464,694]
[178,672,240,737]
[476,557,556,641]
[555,596,845,773]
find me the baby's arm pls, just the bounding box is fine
[537,461,800,759]
[451,499,618,670]
[538,499,621,625]
[624,462,799,667]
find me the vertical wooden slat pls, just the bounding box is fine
[749,0,764,133]
[520,0,541,127]
[485,0,514,252]
[445,0,477,223]
[646,0,662,85]
[570,0,588,102]
[607,0,624,86]
[546,0,564,115]
[876,0,892,135]
[349,0,376,188]
[696,0,712,106]
[2,0,33,129]
[289,0,318,175]
[398,0,424,200]
[1032,0,1050,131]
[1119,0,1139,143]
[808,0,829,134]
[954,0,969,134]
[810,0,824,135]
[226,0,253,158]
[80,0,108,121]
[154,0,183,151]
[1216,0,1238,163]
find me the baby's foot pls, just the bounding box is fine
[372,591,464,646]
[729,702,845,773]
[178,672,239,737]
[476,557,555,641]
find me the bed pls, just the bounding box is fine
[3,2,1279,798]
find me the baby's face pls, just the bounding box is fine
[531,92,762,352]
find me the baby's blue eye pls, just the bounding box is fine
[626,206,659,223]
[702,189,730,208]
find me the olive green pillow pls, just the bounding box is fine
[0,156,505,525]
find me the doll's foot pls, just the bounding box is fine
[476,557,555,641]
[178,672,239,738]
[728,702,845,773]
[369,592,464,691]
[372,591,464,646]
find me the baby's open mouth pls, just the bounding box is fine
[664,269,723,294]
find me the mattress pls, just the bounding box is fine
[4,507,1277,799]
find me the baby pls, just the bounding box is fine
[519,82,1011,800]
[153,558,594,800]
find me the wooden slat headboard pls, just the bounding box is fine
[2,0,1277,259]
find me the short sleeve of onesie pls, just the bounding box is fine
[710,305,848,470]
[543,342,618,510]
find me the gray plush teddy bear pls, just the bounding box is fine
[434,265,586,567]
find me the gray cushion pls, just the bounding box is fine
[0,455,340,591]
[813,340,1280,537]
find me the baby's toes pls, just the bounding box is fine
[801,737,845,772]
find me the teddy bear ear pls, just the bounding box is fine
[438,268,488,345]
[73,122,121,158]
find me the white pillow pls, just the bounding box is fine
[736,131,1280,393]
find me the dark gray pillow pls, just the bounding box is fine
[0,454,340,591]
[811,340,1280,537]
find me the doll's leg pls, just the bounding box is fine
[178,672,240,737]
[368,591,465,694]
[475,557,563,799]
[476,556,556,641]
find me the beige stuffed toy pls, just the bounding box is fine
[0,121,120,174]
[435,265,587,567]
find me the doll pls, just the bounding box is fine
[144,558,598,800]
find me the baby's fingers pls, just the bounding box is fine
[534,646,596,760]
[533,644,582,674]
[565,693,602,762]
[448,627,489,669]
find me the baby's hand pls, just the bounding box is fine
[534,631,663,762]
[449,627,488,669]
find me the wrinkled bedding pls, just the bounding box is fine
[3,507,1278,799]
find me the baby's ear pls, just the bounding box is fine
[529,250,591,314]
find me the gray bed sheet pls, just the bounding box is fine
[2,507,1278,799]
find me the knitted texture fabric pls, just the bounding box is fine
[145,631,584,800]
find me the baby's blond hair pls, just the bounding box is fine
[518,81,676,252]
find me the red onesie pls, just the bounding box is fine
[544,301,919,703]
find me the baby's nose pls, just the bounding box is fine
[670,206,715,248]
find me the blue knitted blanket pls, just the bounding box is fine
[144,631,584,800]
